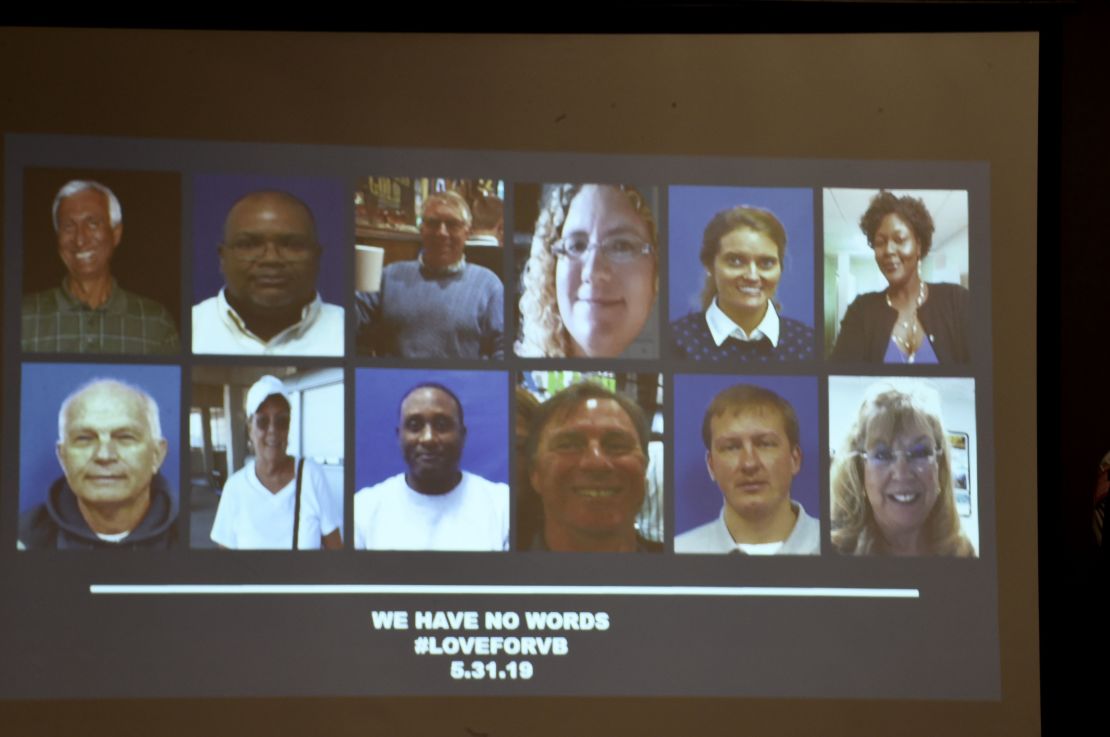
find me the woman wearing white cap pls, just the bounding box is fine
[210,375,342,549]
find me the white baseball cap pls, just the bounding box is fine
[246,375,288,417]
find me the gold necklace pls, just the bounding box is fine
[886,281,927,354]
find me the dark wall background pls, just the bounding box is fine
[1045,1,1110,734]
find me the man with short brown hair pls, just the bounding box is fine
[676,384,818,555]
[526,382,661,553]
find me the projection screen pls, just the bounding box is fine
[0,29,1040,736]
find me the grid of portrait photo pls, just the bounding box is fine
[7,139,987,564]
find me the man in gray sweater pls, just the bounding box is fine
[356,191,503,359]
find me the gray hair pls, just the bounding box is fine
[57,379,163,443]
[52,180,123,231]
[423,190,473,228]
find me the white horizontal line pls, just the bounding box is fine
[90,584,918,598]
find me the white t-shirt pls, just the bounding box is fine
[353,471,509,551]
[192,288,344,356]
[211,458,340,550]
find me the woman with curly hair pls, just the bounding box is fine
[830,383,976,557]
[829,190,970,364]
[670,205,815,362]
[516,184,657,358]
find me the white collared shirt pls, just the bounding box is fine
[417,251,467,274]
[705,298,780,348]
[192,288,344,356]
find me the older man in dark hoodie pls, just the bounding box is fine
[18,379,177,549]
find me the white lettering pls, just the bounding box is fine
[415,610,480,630]
[370,610,409,630]
[485,611,521,630]
[524,611,610,631]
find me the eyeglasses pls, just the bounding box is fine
[254,414,290,432]
[421,217,468,233]
[224,234,319,262]
[857,444,941,470]
[552,236,653,264]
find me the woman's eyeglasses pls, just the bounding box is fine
[857,443,941,471]
[552,236,653,264]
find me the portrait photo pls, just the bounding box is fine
[823,188,971,364]
[190,364,345,550]
[668,185,815,363]
[517,370,664,553]
[673,374,820,555]
[21,168,183,355]
[18,362,181,549]
[513,183,661,360]
[190,173,348,356]
[354,176,506,359]
[828,375,979,557]
[353,368,510,551]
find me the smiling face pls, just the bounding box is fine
[870,213,921,289]
[219,193,320,311]
[862,421,942,549]
[399,387,465,492]
[56,188,122,281]
[248,395,291,464]
[420,197,470,270]
[706,405,801,525]
[56,383,168,510]
[712,227,782,329]
[555,185,655,358]
[529,397,647,549]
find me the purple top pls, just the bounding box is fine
[884,334,939,364]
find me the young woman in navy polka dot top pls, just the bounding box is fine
[670,205,815,363]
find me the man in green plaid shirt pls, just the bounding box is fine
[21,180,180,355]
